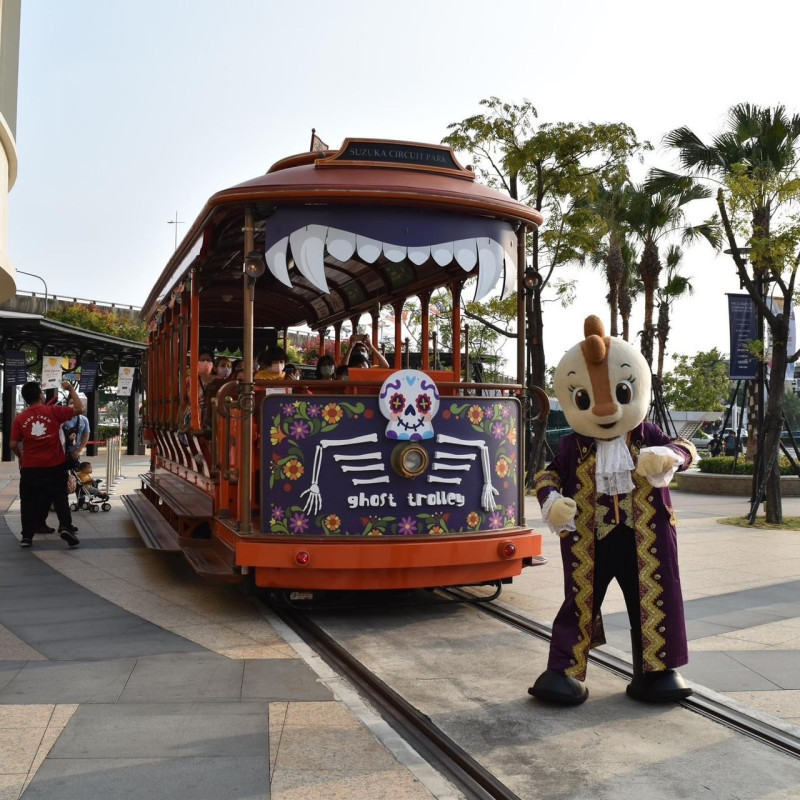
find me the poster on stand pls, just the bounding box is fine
[117,366,135,397]
[41,356,62,389]
[728,294,758,380]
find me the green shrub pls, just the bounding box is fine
[698,456,795,475]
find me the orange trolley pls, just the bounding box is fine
[124,138,545,592]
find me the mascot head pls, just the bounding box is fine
[554,315,651,440]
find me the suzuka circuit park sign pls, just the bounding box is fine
[261,370,520,537]
[728,294,758,380]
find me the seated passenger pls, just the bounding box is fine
[283,363,299,380]
[255,346,287,380]
[347,336,389,369]
[335,364,349,381]
[315,354,336,380]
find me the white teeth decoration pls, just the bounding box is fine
[327,229,356,262]
[263,225,512,296]
[265,239,293,287]
[356,234,382,263]
[453,239,477,271]
[383,243,407,262]
[290,225,329,292]
[475,238,504,301]
[432,242,454,267]
[407,246,430,265]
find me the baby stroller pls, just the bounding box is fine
[69,469,112,513]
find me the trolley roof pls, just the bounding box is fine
[142,139,543,330]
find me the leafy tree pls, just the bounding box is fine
[443,98,645,475]
[661,349,730,411]
[45,303,147,342]
[657,103,800,522]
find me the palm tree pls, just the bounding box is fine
[658,103,800,523]
[623,183,718,368]
[655,245,693,379]
[617,238,639,342]
[585,180,632,336]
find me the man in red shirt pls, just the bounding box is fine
[10,380,85,548]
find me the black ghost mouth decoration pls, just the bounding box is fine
[263,206,518,302]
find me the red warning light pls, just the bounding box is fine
[295,551,311,566]
[498,542,516,559]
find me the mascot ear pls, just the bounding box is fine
[584,315,605,338]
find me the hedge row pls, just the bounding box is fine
[697,456,795,475]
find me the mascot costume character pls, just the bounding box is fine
[529,315,696,706]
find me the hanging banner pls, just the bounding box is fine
[766,297,797,382]
[728,294,758,380]
[79,362,98,394]
[41,355,63,390]
[3,351,27,385]
[117,366,135,397]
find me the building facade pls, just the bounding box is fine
[0,0,20,303]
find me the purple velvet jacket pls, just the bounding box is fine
[535,421,693,679]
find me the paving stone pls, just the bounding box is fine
[242,659,332,702]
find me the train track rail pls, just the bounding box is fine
[269,585,800,800]
[269,600,522,800]
[443,586,800,761]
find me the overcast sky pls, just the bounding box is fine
[9,0,800,370]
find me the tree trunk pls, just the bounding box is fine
[526,284,547,487]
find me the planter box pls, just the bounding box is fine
[675,471,800,496]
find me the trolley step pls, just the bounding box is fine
[181,539,241,583]
[121,492,181,552]
[140,472,214,518]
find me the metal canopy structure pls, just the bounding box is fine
[0,310,147,461]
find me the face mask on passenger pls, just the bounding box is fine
[197,362,213,376]
[320,365,334,376]
[217,367,232,378]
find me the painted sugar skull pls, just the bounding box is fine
[554,315,651,441]
[378,370,440,440]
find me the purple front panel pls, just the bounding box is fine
[261,394,520,537]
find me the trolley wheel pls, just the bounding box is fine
[70,502,78,512]
[90,504,100,513]
[101,502,111,512]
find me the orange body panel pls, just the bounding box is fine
[237,528,542,590]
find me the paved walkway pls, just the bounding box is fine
[2,455,800,798]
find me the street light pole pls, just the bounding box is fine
[16,269,48,313]
[167,211,185,251]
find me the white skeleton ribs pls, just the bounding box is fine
[300,434,381,515]
[297,421,501,515]
[434,434,499,511]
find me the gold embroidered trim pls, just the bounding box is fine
[534,469,561,493]
[565,455,596,680]
[633,470,666,670]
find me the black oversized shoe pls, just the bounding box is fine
[528,668,588,706]
[626,670,693,703]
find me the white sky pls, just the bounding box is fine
[9,0,800,372]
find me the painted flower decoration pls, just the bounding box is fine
[507,428,517,445]
[324,514,341,532]
[321,403,344,424]
[488,511,503,530]
[289,420,311,440]
[270,426,286,445]
[389,393,406,414]
[492,421,505,440]
[289,511,309,534]
[416,393,432,414]
[467,511,481,529]
[271,505,285,521]
[467,405,484,425]
[283,459,304,480]
[495,458,510,478]
[398,516,417,535]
